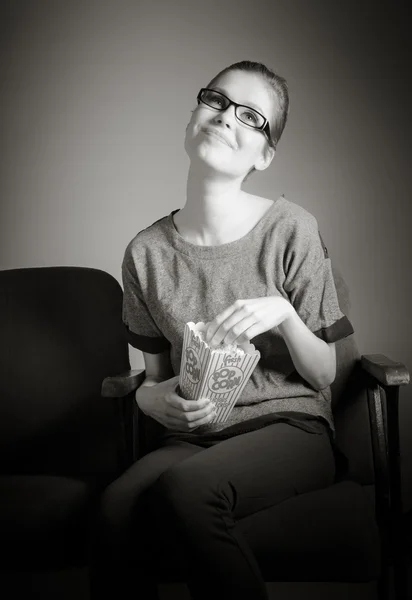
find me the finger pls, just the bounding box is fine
[185,409,217,431]
[166,399,214,421]
[220,314,257,346]
[229,317,264,345]
[184,402,216,422]
[205,302,240,343]
[165,415,190,430]
[167,402,216,430]
[210,308,252,347]
[168,394,212,412]
[236,322,263,343]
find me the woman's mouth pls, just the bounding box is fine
[201,128,234,149]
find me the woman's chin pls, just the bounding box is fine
[189,146,230,169]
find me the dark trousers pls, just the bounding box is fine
[89,418,336,600]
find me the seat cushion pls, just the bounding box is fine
[0,475,101,569]
[237,480,381,583]
[153,481,381,584]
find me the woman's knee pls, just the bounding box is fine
[91,477,153,559]
[150,461,198,506]
[96,477,140,529]
[148,459,227,526]
[148,461,199,513]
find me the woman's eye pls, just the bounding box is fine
[210,94,223,106]
[243,111,258,124]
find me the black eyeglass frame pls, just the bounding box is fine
[197,88,273,145]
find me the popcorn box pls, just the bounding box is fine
[178,322,261,423]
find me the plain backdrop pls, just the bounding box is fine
[1,0,411,508]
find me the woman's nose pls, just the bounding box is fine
[213,104,236,128]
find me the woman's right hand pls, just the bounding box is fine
[136,375,217,432]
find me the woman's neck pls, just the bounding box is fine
[178,165,250,242]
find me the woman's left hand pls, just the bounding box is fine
[204,296,295,347]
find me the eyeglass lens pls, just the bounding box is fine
[200,89,265,129]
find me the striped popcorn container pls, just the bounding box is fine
[178,322,261,423]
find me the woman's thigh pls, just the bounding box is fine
[89,442,207,596]
[152,422,336,520]
[98,440,205,524]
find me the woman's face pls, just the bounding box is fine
[184,70,276,179]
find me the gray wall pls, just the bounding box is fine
[1,0,411,507]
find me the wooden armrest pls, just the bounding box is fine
[361,354,410,387]
[101,369,146,398]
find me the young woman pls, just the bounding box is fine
[90,60,353,600]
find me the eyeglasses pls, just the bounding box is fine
[197,88,272,145]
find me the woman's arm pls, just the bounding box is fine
[278,308,336,391]
[204,296,337,391]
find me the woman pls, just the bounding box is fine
[89,60,353,600]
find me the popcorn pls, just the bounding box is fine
[178,322,261,423]
[195,330,246,356]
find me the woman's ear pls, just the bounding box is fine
[254,145,276,172]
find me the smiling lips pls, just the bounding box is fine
[202,128,234,149]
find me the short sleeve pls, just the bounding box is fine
[283,215,354,343]
[121,245,170,353]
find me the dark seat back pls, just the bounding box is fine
[331,265,375,485]
[0,267,131,483]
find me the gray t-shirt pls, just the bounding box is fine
[122,195,354,435]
